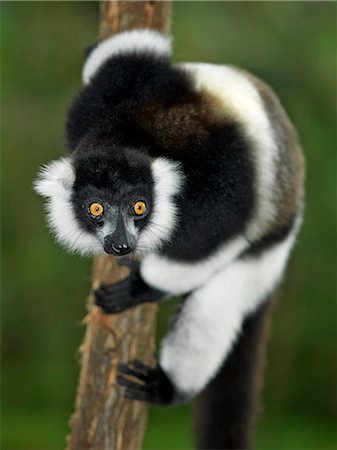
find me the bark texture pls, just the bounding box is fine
[67,2,171,449]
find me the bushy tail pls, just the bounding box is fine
[195,298,275,450]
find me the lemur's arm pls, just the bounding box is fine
[140,235,249,295]
[117,228,297,404]
[94,234,249,313]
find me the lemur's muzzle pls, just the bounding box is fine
[103,211,135,256]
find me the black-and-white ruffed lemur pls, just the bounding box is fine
[35,30,304,449]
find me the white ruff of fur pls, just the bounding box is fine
[159,217,301,396]
[83,29,172,84]
[34,157,103,256]
[141,236,249,294]
[137,157,185,254]
[180,63,279,241]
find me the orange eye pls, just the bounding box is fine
[89,202,104,217]
[133,201,147,216]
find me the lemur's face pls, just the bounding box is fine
[35,149,183,257]
[71,150,153,256]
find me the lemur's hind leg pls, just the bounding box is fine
[195,297,275,450]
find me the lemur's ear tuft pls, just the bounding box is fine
[82,29,172,84]
[34,156,101,256]
[34,157,75,198]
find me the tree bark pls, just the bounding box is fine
[67,2,171,449]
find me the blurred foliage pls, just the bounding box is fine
[1,2,336,449]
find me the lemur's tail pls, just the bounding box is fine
[195,297,275,450]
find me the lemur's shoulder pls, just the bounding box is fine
[172,62,305,253]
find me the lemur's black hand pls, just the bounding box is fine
[117,360,175,404]
[94,258,166,314]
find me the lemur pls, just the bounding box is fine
[35,29,304,449]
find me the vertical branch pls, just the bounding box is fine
[100,0,171,37]
[67,2,171,449]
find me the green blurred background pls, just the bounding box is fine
[1,2,336,449]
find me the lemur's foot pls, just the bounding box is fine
[117,360,175,404]
[94,258,166,314]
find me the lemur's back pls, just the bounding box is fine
[142,62,304,261]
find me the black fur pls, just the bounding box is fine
[67,51,255,262]
[161,123,254,261]
[195,299,274,450]
[66,53,196,151]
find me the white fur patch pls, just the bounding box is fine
[160,220,300,396]
[179,63,279,241]
[137,157,184,254]
[83,29,172,84]
[141,235,249,294]
[34,157,103,256]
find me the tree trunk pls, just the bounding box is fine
[67,2,171,449]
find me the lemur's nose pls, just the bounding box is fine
[103,236,132,256]
[112,242,132,256]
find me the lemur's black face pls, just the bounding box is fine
[72,148,154,256]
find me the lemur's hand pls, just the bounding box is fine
[117,359,175,404]
[94,258,166,314]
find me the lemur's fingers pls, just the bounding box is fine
[93,260,140,297]
[94,292,130,314]
[94,287,135,313]
[118,363,150,383]
[94,289,130,303]
[97,276,132,295]
[117,374,155,402]
[129,359,154,375]
[117,374,153,390]
[93,277,133,309]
